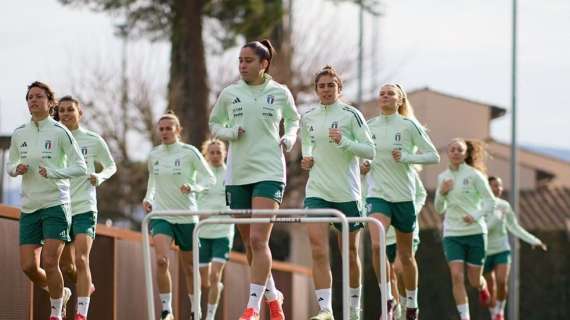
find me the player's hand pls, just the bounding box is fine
[440,179,454,195]
[463,214,475,224]
[89,174,98,186]
[328,128,342,144]
[38,166,48,178]
[142,200,152,213]
[392,149,402,162]
[533,242,548,251]
[301,157,314,170]
[360,161,371,175]
[237,127,246,138]
[180,184,192,194]
[15,164,29,175]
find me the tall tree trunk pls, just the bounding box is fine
[168,0,209,147]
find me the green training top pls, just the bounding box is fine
[209,74,300,186]
[197,164,234,239]
[301,100,374,202]
[69,127,116,215]
[486,197,541,255]
[7,117,87,214]
[144,141,215,224]
[366,113,439,203]
[435,163,496,237]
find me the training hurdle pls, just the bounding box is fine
[142,209,387,320]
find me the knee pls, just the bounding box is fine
[210,271,222,285]
[43,255,60,271]
[75,253,89,271]
[21,260,40,276]
[397,249,414,265]
[496,276,508,289]
[249,235,268,252]
[349,246,360,264]
[60,262,76,277]
[310,243,329,263]
[156,255,169,271]
[451,270,464,284]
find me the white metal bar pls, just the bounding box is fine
[141,209,350,320]
[346,217,387,320]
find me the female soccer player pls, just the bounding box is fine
[143,112,215,320]
[484,176,546,320]
[56,95,116,320]
[209,39,300,320]
[8,82,87,320]
[435,138,495,320]
[301,65,375,320]
[197,139,233,320]
[365,83,439,320]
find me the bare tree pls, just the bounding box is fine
[61,47,164,226]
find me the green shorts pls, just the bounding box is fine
[19,205,71,245]
[199,237,233,266]
[386,239,420,264]
[150,219,195,251]
[366,198,416,233]
[484,250,511,273]
[70,211,97,240]
[304,197,363,232]
[225,181,285,209]
[443,234,487,266]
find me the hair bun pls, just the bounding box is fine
[321,65,335,72]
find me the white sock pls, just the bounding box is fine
[246,283,265,311]
[205,303,218,320]
[457,303,470,320]
[160,293,172,313]
[350,287,361,309]
[50,297,63,318]
[399,295,407,309]
[264,274,278,300]
[406,289,418,308]
[76,297,90,317]
[315,288,333,312]
[495,300,506,315]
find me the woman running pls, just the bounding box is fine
[435,138,494,320]
[197,139,233,320]
[365,83,439,320]
[209,39,300,320]
[301,65,375,320]
[7,82,87,320]
[143,112,215,320]
[484,176,546,320]
[57,96,117,320]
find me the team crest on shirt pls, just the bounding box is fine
[463,178,469,185]
[81,147,88,156]
[174,159,181,167]
[266,95,275,104]
[395,132,401,141]
[44,140,52,150]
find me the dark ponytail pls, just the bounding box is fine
[242,39,275,73]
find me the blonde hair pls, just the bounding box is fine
[382,83,416,119]
[450,138,488,173]
[201,138,226,158]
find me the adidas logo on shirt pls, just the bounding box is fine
[232,97,241,104]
